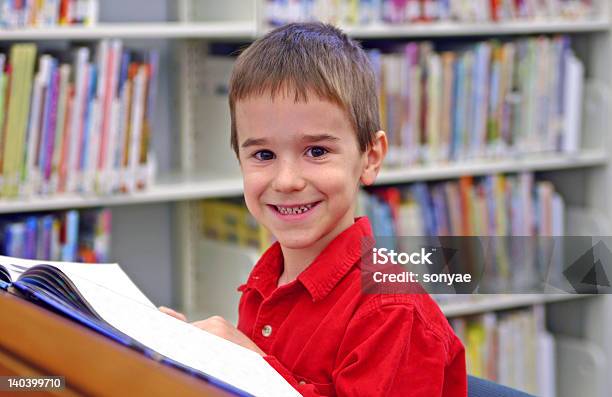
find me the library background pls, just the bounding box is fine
[0,0,611,395]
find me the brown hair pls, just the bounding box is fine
[228,22,380,156]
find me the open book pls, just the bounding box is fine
[0,256,299,397]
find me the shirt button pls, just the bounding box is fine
[298,381,306,385]
[261,325,273,337]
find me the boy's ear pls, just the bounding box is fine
[360,131,388,186]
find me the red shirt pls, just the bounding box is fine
[237,217,467,396]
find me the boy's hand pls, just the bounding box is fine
[159,306,187,322]
[192,316,265,356]
[159,307,265,356]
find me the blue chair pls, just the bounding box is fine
[468,375,536,397]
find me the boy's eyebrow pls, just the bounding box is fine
[301,134,340,143]
[241,137,268,148]
[240,134,339,149]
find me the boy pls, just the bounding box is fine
[162,22,467,396]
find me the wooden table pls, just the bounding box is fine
[0,291,232,396]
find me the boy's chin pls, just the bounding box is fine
[275,233,319,250]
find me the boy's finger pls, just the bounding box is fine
[192,319,227,339]
[158,306,187,322]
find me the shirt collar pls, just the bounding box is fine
[239,217,374,302]
[239,240,284,299]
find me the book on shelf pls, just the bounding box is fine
[76,207,110,262]
[200,199,274,253]
[0,255,299,397]
[359,172,564,238]
[449,305,554,396]
[368,35,585,166]
[0,41,159,199]
[263,0,596,27]
[562,48,584,153]
[0,0,99,28]
[0,208,111,263]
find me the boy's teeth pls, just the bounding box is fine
[276,203,314,215]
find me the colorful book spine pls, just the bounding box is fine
[2,44,37,198]
[264,0,594,26]
[0,41,159,199]
[42,59,60,194]
[365,35,584,167]
[361,171,564,239]
[448,306,548,395]
[0,0,98,27]
[0,54,8,191]
[0,208,109,262]
[200,199,275,253]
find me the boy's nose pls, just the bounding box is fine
[272,159,307,193]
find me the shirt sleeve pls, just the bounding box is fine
[263,301,467,397]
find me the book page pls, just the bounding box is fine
[59,275,299,397]
[1,255,154,308]
[1,256,39,282]
[0,265,11,286]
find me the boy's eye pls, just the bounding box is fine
[306,146,328,158]
[254,150,275,161]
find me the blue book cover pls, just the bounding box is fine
[44,64,61,183]
[431,184,449,236]
[38,57,58,189]
[62,210,79,262]
[3,221,26,258]
[118,51,130,92]
[24,216,37,259]
[10,222,25,258]
[411,183,436,236]
[453,53,466,160]
[42,215,54,260]
[3,222,14,256]
[79,64,98,178]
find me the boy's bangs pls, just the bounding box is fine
[232,74,345,108]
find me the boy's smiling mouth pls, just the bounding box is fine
[269,201,321,216]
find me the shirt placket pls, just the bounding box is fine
[252,286,296,351]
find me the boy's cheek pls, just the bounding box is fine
[242,185,266,223]
[242,190,258,212]
[241,173,266,196]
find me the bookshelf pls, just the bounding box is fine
[0,21,258,40]
[0,0,611,395]
[341,19,611,38]
[375,150,607,184]
[440,294,594,318]
[0,19,608,40]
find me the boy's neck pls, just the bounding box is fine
[277,216,356,287]
[277,241,328,286]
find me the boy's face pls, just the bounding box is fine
[236,92,372,250]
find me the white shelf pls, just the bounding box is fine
[0,174,244,214]
[0,21,257,40]
[376,150,608,185]
[0,150,605,213]
[0,19,607,41]
[342,18,610,38]
[440,294,594,317]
